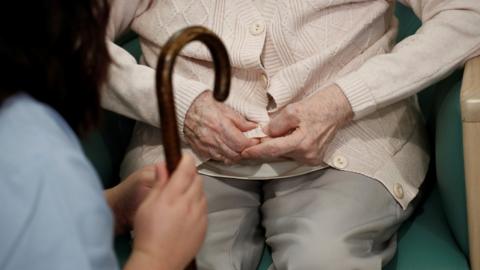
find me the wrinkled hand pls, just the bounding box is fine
[242,85,353,165]
[126,156,207,270]
[105,165,157,235]
[184,91,259,164]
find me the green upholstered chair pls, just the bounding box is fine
[82,2,480,269]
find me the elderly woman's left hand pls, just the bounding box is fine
[242,85,353,165]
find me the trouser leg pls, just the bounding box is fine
[262,169,415,270]
[197,175,264,270]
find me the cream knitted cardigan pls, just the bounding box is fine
[103,0,480,209]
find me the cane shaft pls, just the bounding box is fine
[155,26,231,270]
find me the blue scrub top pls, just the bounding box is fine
[0,93,118,270]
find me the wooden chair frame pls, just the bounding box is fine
[461,55,480,270]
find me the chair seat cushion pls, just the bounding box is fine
[383,187,469,270]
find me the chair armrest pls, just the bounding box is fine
[461,55,480,270]
[462,56,480,122]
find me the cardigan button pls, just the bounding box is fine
[332,155,348,169]
[393,183,405,199]
[249,20,265,36]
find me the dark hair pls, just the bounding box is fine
[0,0,111,134]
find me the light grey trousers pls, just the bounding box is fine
[197,169,416,270]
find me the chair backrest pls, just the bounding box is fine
[81,32,141,188]
[395,2,468,256]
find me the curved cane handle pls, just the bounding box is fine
[156,26,231,173]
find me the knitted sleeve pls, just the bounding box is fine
[102,0,209,137]
[335,0,480,120]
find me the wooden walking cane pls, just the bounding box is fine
[155,26,231,270]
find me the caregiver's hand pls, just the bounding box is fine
[242,85,353,165]
[126,155,207,270]
[105,165,157,234]
[184,91,259,164]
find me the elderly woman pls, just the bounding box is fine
[0,1,206,270]
[105,0,480,269]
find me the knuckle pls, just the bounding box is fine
[268,146,282,157]
[199,198,208,214]
[136,171,148,180]
[298,143,310,153]
[205,121,221,133]
[228,141,244,152]
[298,138,313,152]
[143,164,156,172]
[194,178,204,191]
[228,151,241,160]
[210,152,222,160]
[225,108,239,118]
[285,104,301,118]
[164,196,175,207]
[317,148,327,160]
[302,156,319,166]
[230,155,242,164]
[304,151,319,162]
[199,196,207,207]
[195,175,204,186]
[220,148,237,159]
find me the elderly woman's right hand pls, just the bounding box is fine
[184,91,259,164]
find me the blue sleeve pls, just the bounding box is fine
[0,151,119,270]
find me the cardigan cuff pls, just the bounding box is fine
[173,76,209,139]
[267,77,295,111]
[335,72,377,120]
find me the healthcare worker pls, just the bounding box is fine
[0,1,207,270]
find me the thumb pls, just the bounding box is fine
[264,110,298,137]
[153,162,169,192]
[228,111,257,132]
